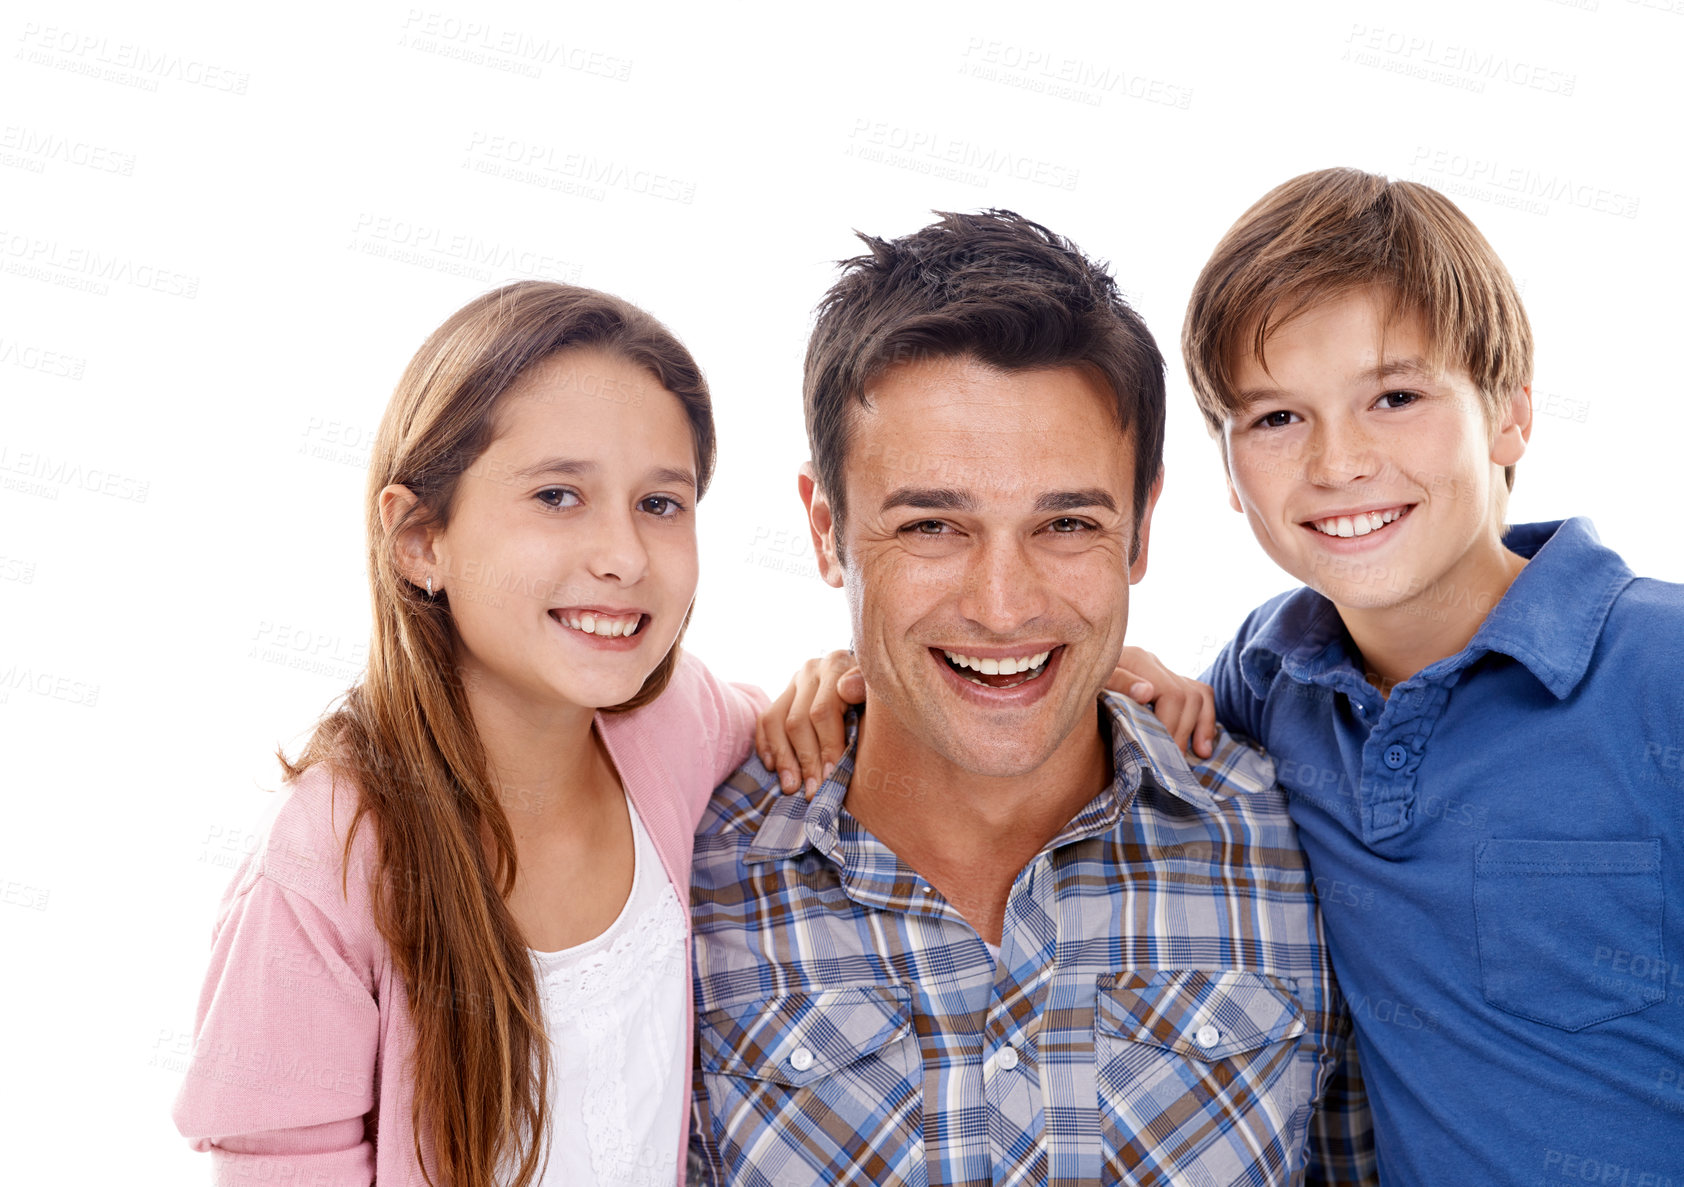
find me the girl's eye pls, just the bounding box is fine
[640,495,684,517]
[1253,409,1298,429]
[536,487,580,509]
[1377,390,1420,410]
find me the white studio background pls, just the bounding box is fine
[2,0,1679,1176]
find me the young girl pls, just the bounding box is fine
[171,282,836,1187]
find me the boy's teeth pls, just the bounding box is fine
[941,649,1051,675]
[1314,508,1401,537]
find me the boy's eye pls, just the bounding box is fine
[1253,409,1298,429]
[640,495,684,517]
[1376,390,1420,410]
[536,487,580,508]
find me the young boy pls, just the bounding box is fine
[1123,167,1684,1184]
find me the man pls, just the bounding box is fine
[688,210,1373,1185]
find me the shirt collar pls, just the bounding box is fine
[1238,517,1632,701]
[744,693,1240,865]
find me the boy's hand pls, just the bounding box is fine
[757,650,865,797]
[1110,646,1216,759]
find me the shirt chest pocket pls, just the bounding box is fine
[696,985,925,1184]
[1474,838,1665,1031]
[1094,970,1315,1187]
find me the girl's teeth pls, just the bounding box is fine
[560,612,642,638]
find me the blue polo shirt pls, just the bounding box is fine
[1205,518,1684,1186]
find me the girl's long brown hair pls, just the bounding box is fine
[282,281,716,1187]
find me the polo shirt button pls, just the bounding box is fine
[997,1044,1019,1070]
[1383,744,1408,770]
[1195,1024,1221,1048]
[789,1047,815,1072]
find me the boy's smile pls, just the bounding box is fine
[1221,288,1531,674]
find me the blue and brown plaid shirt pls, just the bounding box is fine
[689,694,1374,1186]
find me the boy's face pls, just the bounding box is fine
[1220,288,1530,619]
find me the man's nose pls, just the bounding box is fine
[954,535,1049,636]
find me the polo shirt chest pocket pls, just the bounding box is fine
[1474,838,1665,1031]
[696,984,924,1182]
[1094,970,1314,1186]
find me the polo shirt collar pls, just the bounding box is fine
[1238,518,1632,701]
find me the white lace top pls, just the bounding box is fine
[529,796,689,1187]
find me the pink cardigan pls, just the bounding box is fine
[171,651,766,1185]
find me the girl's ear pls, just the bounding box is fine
[379,484,442,593]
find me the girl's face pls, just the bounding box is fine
[428,348,701,716]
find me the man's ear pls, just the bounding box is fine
[797,463,846,589]
[378,484,442,592]
[1129,467,1166,584]
[1491,384,1533,467]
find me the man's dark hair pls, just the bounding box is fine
[803,209,1166,548]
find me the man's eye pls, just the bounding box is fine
[1253,409,1297,429]
[641,495,684,516]
[536,487,580,508]
[1377,390,1420,410]
[904,520,947,535]
[1048,517,1091,533]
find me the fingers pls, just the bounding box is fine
[1192,685,1217,759]
[758,663,810,793]
[781,662,828,798]
[1106,665,1155,703]
[802,650,856,793]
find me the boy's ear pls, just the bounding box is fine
[797,463,846,589]
[1490,385,1533,468]
[1226,475,1243,514]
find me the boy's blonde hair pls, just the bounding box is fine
[1182,167,1532,489]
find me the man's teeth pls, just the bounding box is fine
[942,650,1051,676]
[556,611,642,638]
[1312,508,1404,538]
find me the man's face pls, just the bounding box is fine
[801,355,1159,780]
[1220,288,1529,618]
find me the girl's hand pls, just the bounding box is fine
[1109,646,1216,759]
[757,650,865,797]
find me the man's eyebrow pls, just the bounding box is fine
[877,488,1118,514]
[1036,489,1117,514]
[880,488,976,514]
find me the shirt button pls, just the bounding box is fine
[788,1047,815,1072]
[997,1044,1019,1071]
[1195,1024,1221,1048]
[1383,744,1408,770]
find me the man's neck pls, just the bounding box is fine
[843,704,1111,944]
